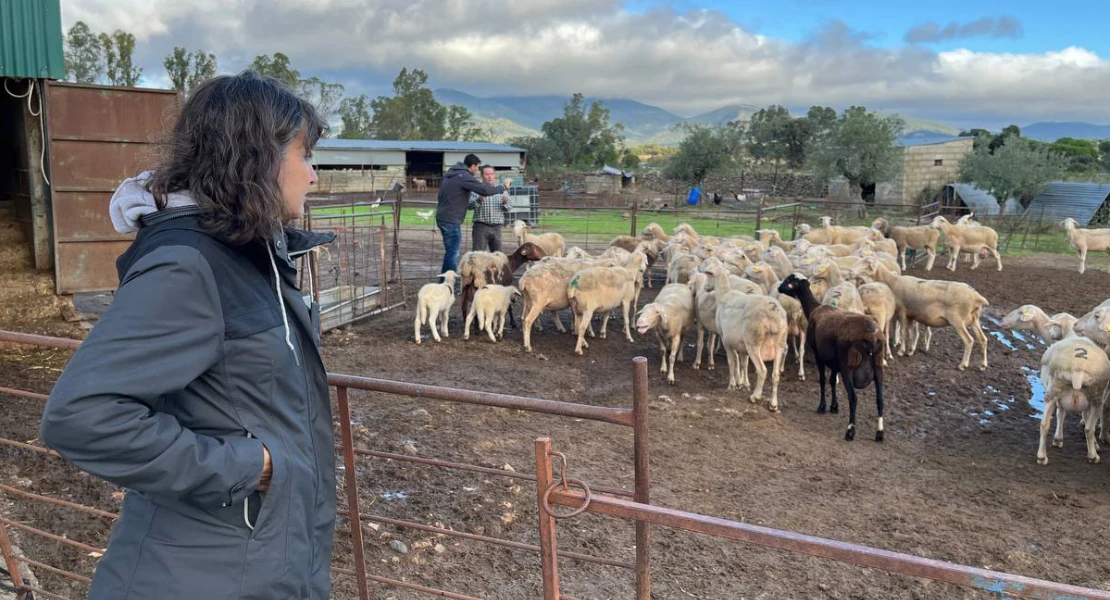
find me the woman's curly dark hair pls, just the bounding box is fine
[146,70,328,245]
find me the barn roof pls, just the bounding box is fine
[946,183,1021,215]
[1025,182,1110,226]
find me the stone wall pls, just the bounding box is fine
[901,138,973,206]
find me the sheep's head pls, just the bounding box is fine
[929,216,949,229]
[518,242,547,260]
[635,304,666,334]
[1001,305,1041,329]
[439,270,459,287]
[512,220,529,236]
[820,216,833,228]
[847,257,878,280]
[508,286,522,299]
[687,272,708,294]
[777,273,808,297]
[798,223,812,234]
[1060,218,1078,230]
[871,218,888,231]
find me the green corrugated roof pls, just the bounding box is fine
[0,0,66,80]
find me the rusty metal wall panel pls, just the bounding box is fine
[54,241,132,293]
[46,81,180,293]
[52,191,130,241]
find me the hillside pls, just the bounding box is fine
[1022,122,1110,141]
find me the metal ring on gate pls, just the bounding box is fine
[541,478,592,519]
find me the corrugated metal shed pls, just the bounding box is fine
[316,139,524,153]
[1026,182,1110,226]
[0,0,65,79]
[946,183,1021,215]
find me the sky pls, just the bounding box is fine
[57,0,1110,130]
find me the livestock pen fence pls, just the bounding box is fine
[2,331,1110,599]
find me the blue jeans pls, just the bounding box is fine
[437,221,462,281]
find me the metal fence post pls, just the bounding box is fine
[630,202,638,237]
[337,387,371,600]
[0,519,28,600]
[632,357,651,600]
[534,438,561,600]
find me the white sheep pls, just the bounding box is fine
[464,285,521,342]
[512,220,566,258]
[1036,335,1110,465]
[858,282,897,362]
[1000,304,1076,344]
[1061,218,1110,275]
[714,276,788,411]
[930,216,1002,271]
[414,271,459,343]
[872,220,940,271]
[822,282,865,315]
[565,262,639,355]
[636,283,696,384]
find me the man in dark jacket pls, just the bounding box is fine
[436,153,508,280]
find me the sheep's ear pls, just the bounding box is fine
[1019,309,1034,322]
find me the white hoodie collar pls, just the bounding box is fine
[109,171,198,234]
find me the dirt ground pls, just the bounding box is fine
[3,254,1110,599]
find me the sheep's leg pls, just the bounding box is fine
[1053,405,1066,448]
[656,331,668,374]
[896,314,910,356]
[829,372,839,414]
[484,309,497,343]
[464,303,478,340]
[769,343,783,412]
[924,247,937,271]
[874,358,885,442]
[414,307,425,344]
[693,326,705,370]
[707,332,717,370]
[574,308,595,355]
[441,308,450,338]
[429,311,443,343]
[923,327,934,353]
[1101,396,1110,446]
[970,250,983,270]
[970,318,988,370]
[553,311,568,333]
[900,247,907,271]
[599,312,610,339]
[991,247,1003,271]
[622,299,634,343]
[667,332,681,384]
[522,299,544,353]
[948,245,960,271]
[907,322,921,356]
[497,309,508,340]
[1075,246,1088,274]
[841,368,858,441]
[816,362,828,413]
[1085,400,1102,464]
[749,354,768,407]
[797,330,807,381]
[725,347,738,390]
[952,322,975,371]
[1037,396,1056,464]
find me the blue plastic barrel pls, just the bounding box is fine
[686,187,701,206]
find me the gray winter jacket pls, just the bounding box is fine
[41,182,337,599]
[435,162,506,225]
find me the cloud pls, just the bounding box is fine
[904,16,1024,44]
[57,0,1110,126]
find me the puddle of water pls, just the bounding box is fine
[1011,330,1027,342]
[985,385,999,395]
[1021,366,1047,420]
[989,330,1016,351]
[979,418,991,426]
[1026,344,1037,351]
[927,391,937,397]
[380,491,409,501]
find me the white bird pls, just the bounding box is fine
[370,197,382,210]
[416,209,434,222]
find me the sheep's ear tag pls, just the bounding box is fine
[570,278,579,287]
[817,264,827,273]
[1105,322,1110,332]
[830,298,839,307]
[1020,310,1032,322]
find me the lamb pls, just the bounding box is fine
[1000,305,1077,344]
[1061,217,1110,275]
[714,270,788,411]
[512,220,566,258]
[777,274,887,441]
[930,216,1002,271]
[849,257,989,370]
[565,261,639,355]
[464,285,522,342]
[872,218,941,271]
[1035,335,1110,465]
[413,178,428,192]
[769,281,808,381]
[635,283,696,384]
[414,271,459,344]
[459,243,546,327]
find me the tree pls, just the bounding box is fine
[445,105,487,141]
[1049,137,1100,173]
[540,93,625,168]
[959,128,991,138]
[746,105,793,168]
[959,135,1066,212]
[809,106,905,209]
[249,53,300,89]
[164,47,217,93]
[298,76,345,128]
[508,136,563,174]
[619,148,640,170]
[337,95,373,139]
[369,68,447,140]
[64,22,103,84]
[99,30,142,87]
[663,122,744,184]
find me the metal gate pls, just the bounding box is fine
[44,82,179,293]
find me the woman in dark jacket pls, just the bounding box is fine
[40,71,337,599]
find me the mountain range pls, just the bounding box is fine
[432,88,1110,146]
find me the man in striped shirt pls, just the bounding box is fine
[468,165,512,251]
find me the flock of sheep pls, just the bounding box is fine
[411,213,1110,457]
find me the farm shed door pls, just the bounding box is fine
[44,81,180,294]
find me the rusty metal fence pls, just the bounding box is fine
[0,330,652,600]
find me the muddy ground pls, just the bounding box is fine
[3,254,1110,599]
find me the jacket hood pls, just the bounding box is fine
[444,162,471,179]
[110,171,197,234]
